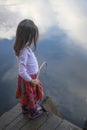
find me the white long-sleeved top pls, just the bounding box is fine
[18,47,39,81]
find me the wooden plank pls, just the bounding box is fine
[0,104,21,130]
[56,119,82,130]
[5,114,29,130]
[5,114,27,130]
[38,114,62,130]
[21,112,51,130]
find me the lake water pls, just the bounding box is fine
[0,36,87,128]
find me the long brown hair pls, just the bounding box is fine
[14,19,39,56]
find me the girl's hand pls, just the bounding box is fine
[30,79,40,87]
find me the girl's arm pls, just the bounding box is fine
[18,48,40,86]
[18,49,32,82]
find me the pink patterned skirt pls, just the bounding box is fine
[16,74,44,109]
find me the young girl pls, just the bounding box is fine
[14,19,44,119]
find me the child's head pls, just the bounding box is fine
[14,19,39,56]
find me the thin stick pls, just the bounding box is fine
[37,61,47,79]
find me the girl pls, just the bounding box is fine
[14,19,44,119]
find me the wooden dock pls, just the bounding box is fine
[0,96,82,130]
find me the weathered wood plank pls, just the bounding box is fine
[38,114,62,130]
[0,104,21,130]
[55,119,82,130]
[21,112,50,130]
[5,114,29,130]
[4,114,27,130]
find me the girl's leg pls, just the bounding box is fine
[27,86,38,109]
[20,96,28,114]
[26,86,44,119]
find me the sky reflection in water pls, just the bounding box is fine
[0,0,87,128]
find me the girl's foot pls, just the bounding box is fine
[29,107,44,119]
[37,105,43,111]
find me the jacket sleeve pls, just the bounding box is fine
[18,49,32,82]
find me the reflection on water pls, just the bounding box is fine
[0,39,18,115]
[37,37,87,128]
[0,37,87,128]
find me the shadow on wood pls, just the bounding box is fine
[41,96,61,117]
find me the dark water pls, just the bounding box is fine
[0,36,87,128]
